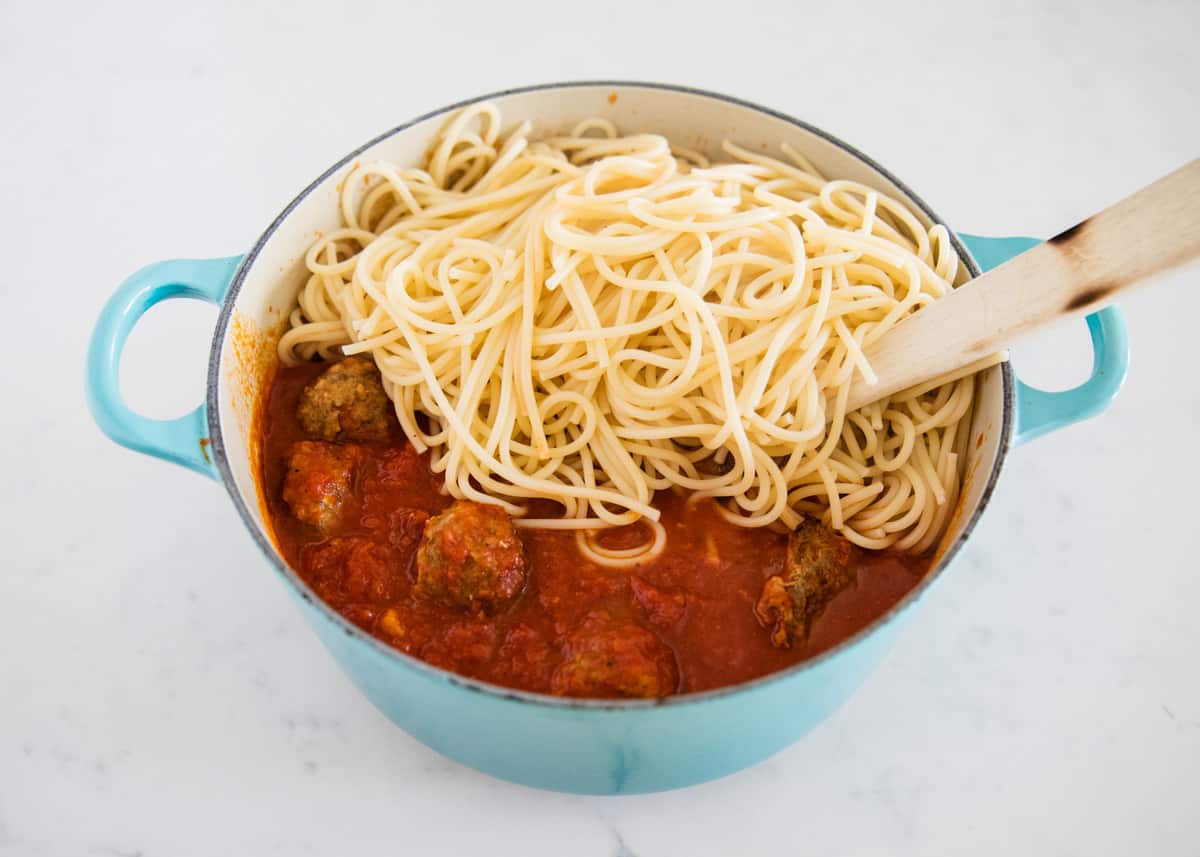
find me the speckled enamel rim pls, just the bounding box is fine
[206,80,1014,711]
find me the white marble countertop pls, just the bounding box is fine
[3,0,1198,853]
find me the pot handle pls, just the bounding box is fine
[86,256,243,478]
[957,234,1129,446]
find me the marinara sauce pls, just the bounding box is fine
[261,363,928,696]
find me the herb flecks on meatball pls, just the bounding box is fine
[551,615,679,699]
[415,500,528,616]
[755,519,855,649]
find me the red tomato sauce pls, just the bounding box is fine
[261,363,930,696]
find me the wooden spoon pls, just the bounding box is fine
[845,160,1200,412]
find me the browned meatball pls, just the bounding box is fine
[297,355,391,442]
[415,501,527,616]
[281,441,362,531]
[551,615,679,699]
[755,518,854,648]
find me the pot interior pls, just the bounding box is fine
[210,82,1010,686]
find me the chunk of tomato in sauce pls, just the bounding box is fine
[495,624,555,690]
[630,576,688,630]
[361,446,448,516]
[301,536,404,605]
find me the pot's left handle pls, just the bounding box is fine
[86,256,244,478]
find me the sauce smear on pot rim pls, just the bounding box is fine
[261,363,929,697]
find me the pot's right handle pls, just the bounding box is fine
[957,234,1130,446]
[86,256,243,477]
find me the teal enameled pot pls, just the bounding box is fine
[86,82,1129,794]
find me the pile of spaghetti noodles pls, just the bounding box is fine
[279,102,996,554]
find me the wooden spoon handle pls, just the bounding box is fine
[846,159,1200,413]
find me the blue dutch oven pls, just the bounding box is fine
[86,82,1128,794]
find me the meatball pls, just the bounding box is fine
[415,500,527,616]
[281,441,361,531]
[755,518,855,649]
[297,355,391,442]
[551,615,679,699]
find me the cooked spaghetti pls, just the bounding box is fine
[278,102,996,553]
